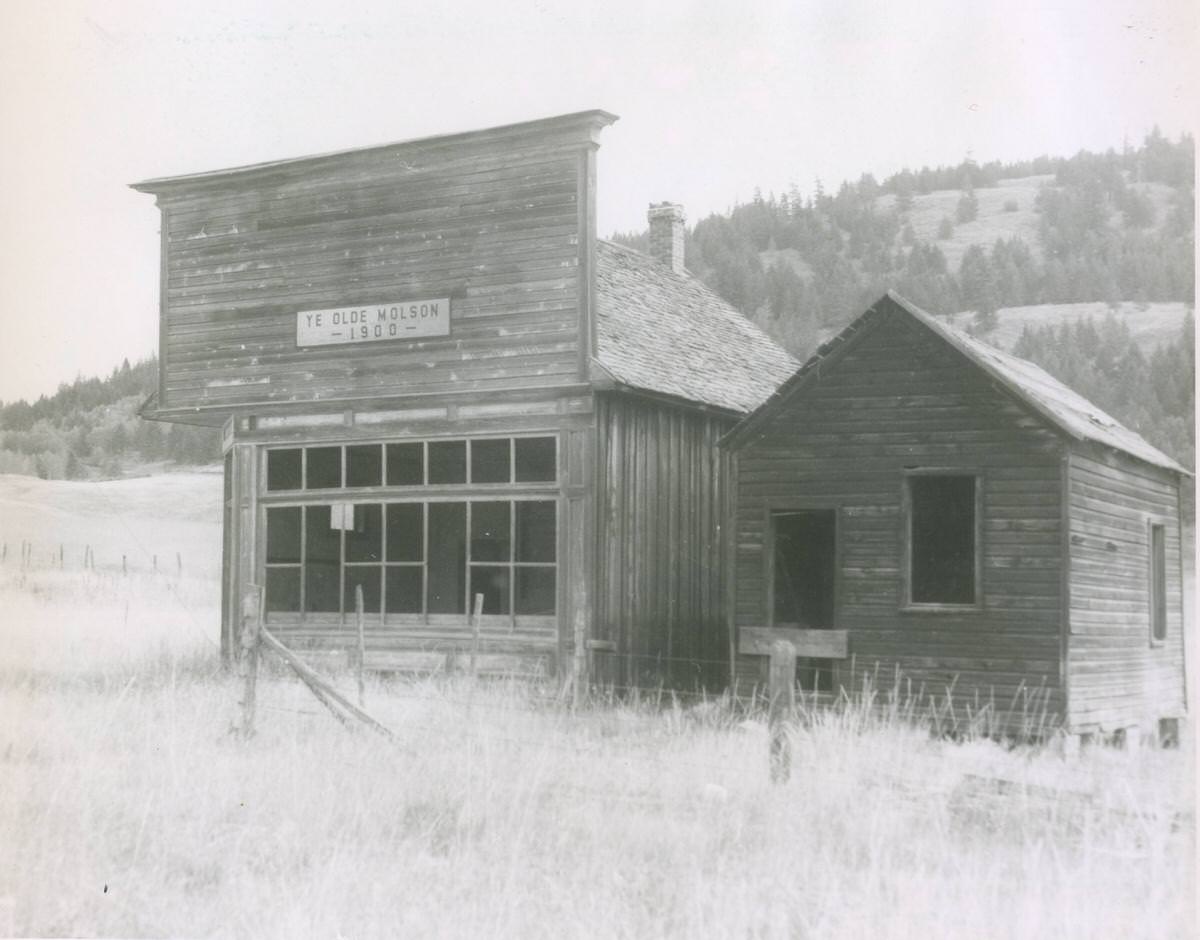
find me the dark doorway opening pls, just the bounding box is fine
[772,510,837,692]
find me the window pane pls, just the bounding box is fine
[305,505,341,562]
[344,567,381,614]
[265,568,301,613]
[305,505,342,612]
[515,501,556,563]
[471,502,511,562]
[385,566,423,614]
[346,503,382,563]
[470,566,511,615]
[515,437,556,482]
[427,502,466,613]
[267,449,302,491]
[515,567,556,615]
[386,443,424,486]
[306,447,342,489]
[428,440,466,484]
[305,563,341,613]
[471,439,511,483]
[266,507,302,564]
[386,503,423,562]
[347,445,382,487]
[910,476,975,604]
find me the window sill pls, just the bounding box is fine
[900,604,983,614]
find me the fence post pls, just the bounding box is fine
[59,544,64,568]
[177,552,183,576]
[572,608,588,709]
[122,554,127,576]
[768,639,797,784]
[469,592,484,681]
[355,584,366,709]
[235,585,263,739]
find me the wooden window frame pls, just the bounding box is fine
[262,433,558,494]
[1148,519,1168,646]
[263,496,559,625]
[900,469,984,613]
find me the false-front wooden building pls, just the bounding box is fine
[723,292,1189,734]
[132,110,797,684]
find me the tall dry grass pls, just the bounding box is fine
[0,559,1195,939]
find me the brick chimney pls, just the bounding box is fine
[647,202,686,274]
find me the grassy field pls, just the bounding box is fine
[0,472,1195,938]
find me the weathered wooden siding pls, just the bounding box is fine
[732,315,1067,726]
[148,123,605,417]
[1065,448,1186,730]
[593,393,734,688]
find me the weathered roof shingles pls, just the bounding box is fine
[594,241,798,414]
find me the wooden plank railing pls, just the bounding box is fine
[738,627,848,659]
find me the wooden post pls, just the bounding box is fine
[469,592,484,680]
[235,585,263,739]
[59,544,64,568]
[355,584,366,709]
[768,639,797,784]
[572,608,587,710]
[176,552,182,576]
[122,554,127,576]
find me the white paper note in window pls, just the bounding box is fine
[328,503,354,531]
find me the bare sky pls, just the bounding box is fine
[0,0,1194,403]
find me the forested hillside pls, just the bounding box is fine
[0,359,220,479]
[613,128,1195,467]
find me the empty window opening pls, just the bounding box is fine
[346,445,383,488]
[908,475,977,605]
[772,509,837,693]
[471,439,511,484]
[386,442,424,485]
[515,437,557,482]
[428,440,468,484]
[306,447,342,490]
[266,448,302,491]
[1150,523,1167,642]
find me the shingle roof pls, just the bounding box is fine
[594,241,799,414]
[725,290,1188,475]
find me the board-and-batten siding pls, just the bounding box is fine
[156,140,589,413]
[593,393,733,688]
[1066,449,1186,730]
[733,315,1067,724]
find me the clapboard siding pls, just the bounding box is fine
[1066,449,1186,730]
[732,313,1068,726]
[147,125,603,416]
[593,393,734,688]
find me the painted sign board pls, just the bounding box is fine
[296,299,450,347]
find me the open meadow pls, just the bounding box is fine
[0,472,1195,938]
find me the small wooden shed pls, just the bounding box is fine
[723,291,1189,735]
